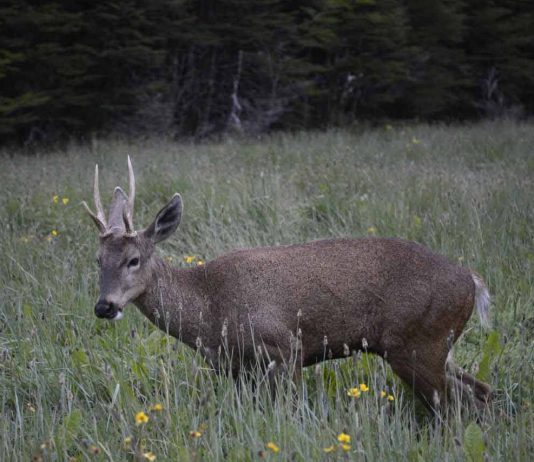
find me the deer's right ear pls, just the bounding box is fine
[144,193,182,244]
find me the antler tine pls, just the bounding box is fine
[82,200,107,234]
[122,205,135,235]
[94,164,107,226]
[126,155,135,227]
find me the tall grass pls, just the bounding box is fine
[0,121,533,461]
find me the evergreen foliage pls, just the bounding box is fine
[0,0,533,143]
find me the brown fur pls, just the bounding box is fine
[98,233,489,411]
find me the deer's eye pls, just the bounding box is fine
[128,257,140,268]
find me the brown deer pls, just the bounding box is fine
[83,157,492,412]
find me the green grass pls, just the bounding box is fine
[1,121,533,461]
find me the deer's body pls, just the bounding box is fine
[84,158,492,412]
[136,237,473,368]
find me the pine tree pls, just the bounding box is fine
[465,0,534,117]
[292,0,411,127]
[0,0,169,143]
[402,0,471,118]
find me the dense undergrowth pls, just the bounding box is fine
[0,122,533,460]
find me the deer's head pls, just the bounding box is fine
[83,157,182,320]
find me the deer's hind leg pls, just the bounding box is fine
[446,361,491,409]
[387,346,448,414]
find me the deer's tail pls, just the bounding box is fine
[471,272,491,329]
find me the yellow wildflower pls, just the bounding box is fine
[123,436,133,448]
[359,383,369,392]
[347,387,361,398]
[150,403,163,412]
[341,444,351,452]
[143,451,156,461]
[45,236,53,243]
[197,260,205,266]
[413,215,422,227]
[62,197,69,205]
[337,433,350,444]
[380,391,387,398]
[189,430,202,438]
[387,394,395,401]
[53,195,59,204]
[367,226,377,235]
[184,255,196,264]
[266,442,280,453]
[323,445,336,453]
[51,230,58,237]
[135,411,149,425]
[412,136,420,144]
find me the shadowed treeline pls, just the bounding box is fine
[1,0,533,144]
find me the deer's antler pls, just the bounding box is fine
[124,155,136,234]
[82,164,108,234]
[83,157,137,236]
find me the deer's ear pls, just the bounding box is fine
[144,194,182,243]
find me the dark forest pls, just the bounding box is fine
[1,0,533,144]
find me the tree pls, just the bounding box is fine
[0,0,168,143]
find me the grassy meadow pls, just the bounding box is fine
[0,122,533,461]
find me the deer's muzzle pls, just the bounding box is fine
[95,299,121,319]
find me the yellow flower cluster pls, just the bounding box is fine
[45,229,59,242]
[189,422,208,439]
[135,411,149,425]
[346,383,394,402]
[347,383,370,398]
[266,442,280,453]
[143,451,156,461]
[324,432,351,453]
[123,434,157,460]
[380,390,395,401]
[52,195,69,205]
[135,403,164,426]
[183,255,205,266]
[129,407,164,460]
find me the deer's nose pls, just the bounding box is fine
[95,299,118,319]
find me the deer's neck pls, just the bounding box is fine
[133,257,212,350]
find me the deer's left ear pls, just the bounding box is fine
[144,193,182,243]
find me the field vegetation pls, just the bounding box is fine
[0,122,533,460]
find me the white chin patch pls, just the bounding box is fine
[111,310,124,321]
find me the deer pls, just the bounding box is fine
[82,157,492,413]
